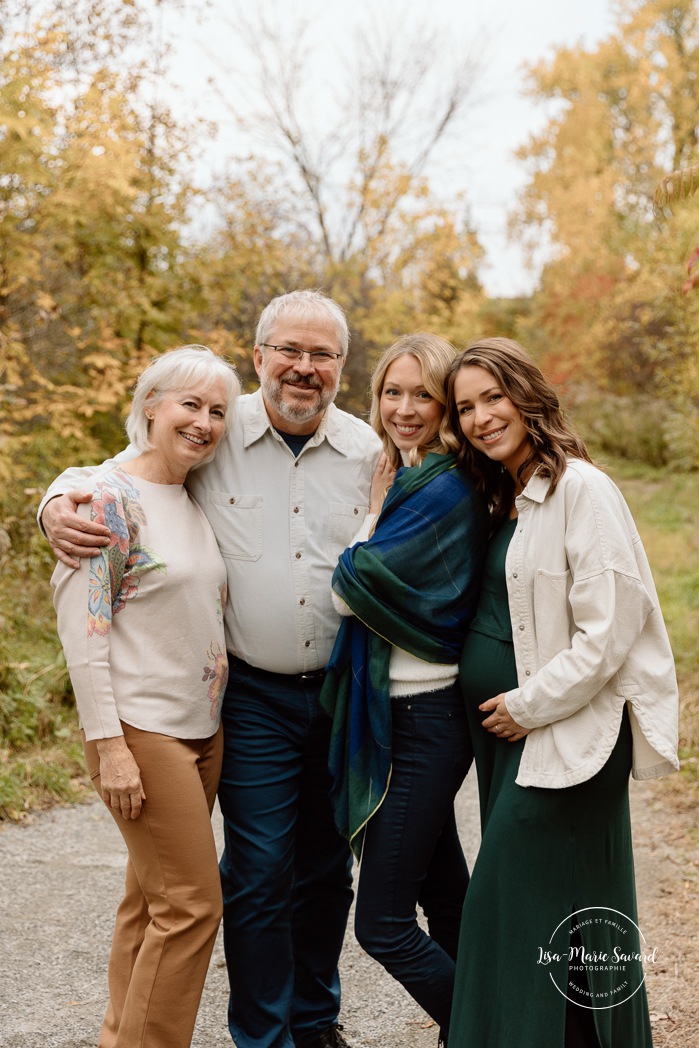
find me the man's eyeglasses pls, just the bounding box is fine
[260,344,343,368]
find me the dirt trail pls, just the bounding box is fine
[0,773,696,1047]
[624,779,699,1047]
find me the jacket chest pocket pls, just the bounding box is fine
[533,569,572,663]
[206,492,263,561]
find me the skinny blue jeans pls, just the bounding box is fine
[218,657,354,1048]
[354,684,473,1034]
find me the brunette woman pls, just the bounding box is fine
[444,337,678,1048]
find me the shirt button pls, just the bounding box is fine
[512,572,518,579]
[295,552,302,559]
[293,506,299,513]
[354,507,359,515]
[229,497,235,504]
[304,641,310,648]
[294,461,299,468]
[519,624,525,631]
[525,670,531,676]
[299,598,305,605]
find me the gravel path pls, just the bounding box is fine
[0,773,696,1047]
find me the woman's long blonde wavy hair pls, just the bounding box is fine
[370,333,457,470]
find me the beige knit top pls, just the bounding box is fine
[52,468,228,741]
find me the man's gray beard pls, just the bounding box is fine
[261,373,340,425]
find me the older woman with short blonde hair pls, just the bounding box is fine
[52,345,240,1048]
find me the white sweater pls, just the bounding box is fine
[332,512,457,698]
[52,469,228,740]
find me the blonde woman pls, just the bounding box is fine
[322,335,487,1047]
[52,347,240,1048]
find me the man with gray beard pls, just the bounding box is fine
[39,290,383,1048]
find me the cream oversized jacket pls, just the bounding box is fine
[502,458,679,788]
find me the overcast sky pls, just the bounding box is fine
[161,0,616,297]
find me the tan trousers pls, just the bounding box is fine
[83,723,223,1048]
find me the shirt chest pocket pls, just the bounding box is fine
[206,492,263,561]
[327,501,367,556]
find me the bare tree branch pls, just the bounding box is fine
[214,2,485,266]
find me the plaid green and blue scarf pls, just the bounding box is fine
[320,452,487,858]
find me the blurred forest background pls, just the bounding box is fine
[1,0,697,817]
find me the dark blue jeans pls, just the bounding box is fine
[354,684,473,1034]
[218,657,354,1048]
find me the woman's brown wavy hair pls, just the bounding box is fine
[442,337,592,529]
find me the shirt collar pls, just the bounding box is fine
[242,389,353,457]
[518,468,551,505]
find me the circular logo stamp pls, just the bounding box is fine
[537,906,657,1010]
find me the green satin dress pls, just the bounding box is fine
[449,518,653,1048]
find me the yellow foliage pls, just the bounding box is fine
[511,0,699,453]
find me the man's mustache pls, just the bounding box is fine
[283,374,323,389]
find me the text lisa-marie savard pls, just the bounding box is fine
[537,946,658,966]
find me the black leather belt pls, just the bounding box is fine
[297,669,326,682]
[228,654,326,684]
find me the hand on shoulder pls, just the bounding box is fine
[43,491,110,569]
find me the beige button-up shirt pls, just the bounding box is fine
[40,390,383,674]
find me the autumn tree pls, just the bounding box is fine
[511,0,699,466]
[210,4,486,409]
[182,159,321,392]
[0,0,212,474]
[0,0,229,802]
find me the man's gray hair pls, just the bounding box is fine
[255,290,350,357]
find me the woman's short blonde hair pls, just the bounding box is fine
[125,345,241,454]
[370,333,457,469]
